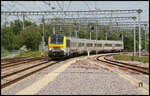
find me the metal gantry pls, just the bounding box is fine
[1,9,148,58]
[1,10,138,16]
[47,16,138,41]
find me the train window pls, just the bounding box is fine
[50,34,64,44]
[50,37,64,44]
[66,40,70,47]
[98,44,102,47]
[116,44,122,47]
[105,44,112,46]
[75,42,77,46]
[79,43,81,47]
[72,42,77,47]
[86,43,93,47]
[82,43,84,47]
[79,43,84,47]
[51,38,56,44]
[57,37,64,44]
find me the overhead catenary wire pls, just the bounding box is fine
[56,1,63,11]
[84,1,91,11]
[66,1,72,11]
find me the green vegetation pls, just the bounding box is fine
[1,46,9,57]
[113,55,149,63]
[15,51,42,58]
[21,26,41,50]
[1,19,149,53]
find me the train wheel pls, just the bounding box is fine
[48,57,51,61]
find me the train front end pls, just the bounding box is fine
[48,34,66,59]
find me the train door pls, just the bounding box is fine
[66,39,71,56]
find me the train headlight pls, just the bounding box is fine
[49,48,52,51]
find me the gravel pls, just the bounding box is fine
[1,56,148,95]
[1,60,68,95]
[37,59,144,95]
[2,60,44,75]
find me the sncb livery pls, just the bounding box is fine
[48,34,123,59]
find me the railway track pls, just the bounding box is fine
[1,56,47,69]
[1,60,60,89]
[1,56,30,63]
[1,56,47,65]
[96,54,149,75]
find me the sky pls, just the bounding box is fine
[1,1,149,24]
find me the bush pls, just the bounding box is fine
[16,51,41,58]
[1,46,9,57]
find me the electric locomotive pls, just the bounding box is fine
[48,34,68,59]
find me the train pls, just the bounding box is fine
[48,34,124,60]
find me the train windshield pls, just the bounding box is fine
[50,34,64,44]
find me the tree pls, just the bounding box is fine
[21,26,41,50]
[10,20,22,35]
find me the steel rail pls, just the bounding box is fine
[96,54,149,75]
[1,57,47,69]
[1,61,60,89]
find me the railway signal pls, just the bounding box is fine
[88,23,95,40]
[74,23,80,38]
[91,26,94,32]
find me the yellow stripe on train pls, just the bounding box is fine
[48,36,66,48]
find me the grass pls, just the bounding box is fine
[113,55,149,63]
[1,47,9,57]
[15,51,48,58]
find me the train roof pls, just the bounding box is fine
[51,34,64,38]
[66,36,123,44]
[50,34,123,44]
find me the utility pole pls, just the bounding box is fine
[137,9,143,59]
[121,28,124,41]
[95,23,98,41]
[90,23,94,40]
[42,16,45,43]
[4,15,7,27]
[78,22,80,38]
[90,25,92,40]
[74,23,79,38]
[96,21,98,54]
[144,24,147,52]
[75,29,77,38]
[22,14,25,30]
[105,29,107,40]
[53,24,55,34]
[116,22,119,34]
[132,17,136,56]
[59,25,62,34]
[69,28,72,37]
[41,16,45,53]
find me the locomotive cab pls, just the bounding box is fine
[48,34,66,59]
